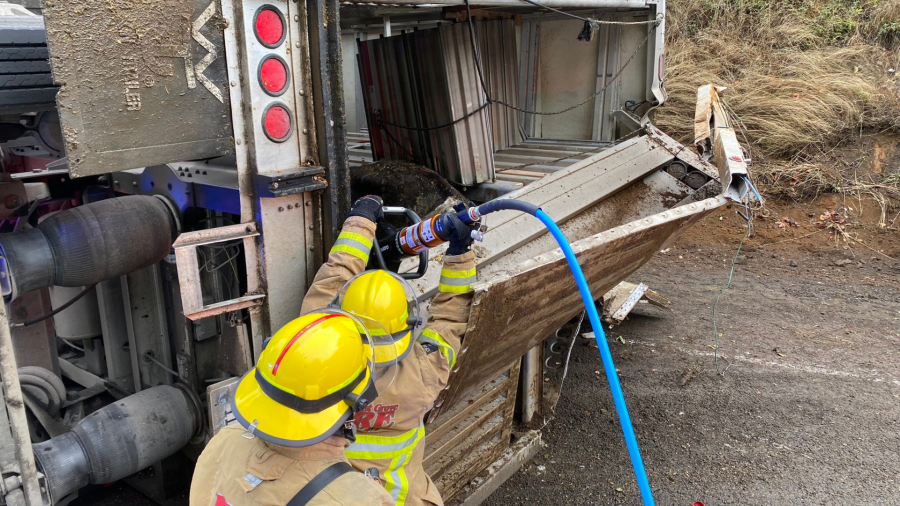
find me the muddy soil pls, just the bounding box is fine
[485,199,900,505]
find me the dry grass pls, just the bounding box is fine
[653,0,900,212]
[865,0,900,47]
[656,44,895,158]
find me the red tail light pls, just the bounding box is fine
[254,7,285,48]
[259,56,289,96]
[263,104,292,142]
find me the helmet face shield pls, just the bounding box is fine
[331,270,421,368]
[342,311,398,389]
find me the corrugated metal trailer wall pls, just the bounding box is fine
[358,22,507,187]
[477,18,523,151]
[517,10,653,141]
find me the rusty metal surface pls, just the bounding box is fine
[431,196,728,416]
[0,303,44,506]
[42,0,233,177]
[424,360,519,502]
[173,222,259,249]
[219,0,266,346]
[217,0,323,347]
[307,0,347,248]
[450,430,542,506]
[694,84,750,201]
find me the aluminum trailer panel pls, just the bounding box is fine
[404,127,718,299]
[430,195,728,417]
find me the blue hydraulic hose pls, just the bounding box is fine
[462,199,654,505]
[534,209,654,506]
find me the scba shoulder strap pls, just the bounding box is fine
[287,462,355,506]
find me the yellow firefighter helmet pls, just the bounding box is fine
[337,270,420,367]
[232,311,377,446]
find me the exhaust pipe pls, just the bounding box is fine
[0,195,178,300]
[32,385,200,505]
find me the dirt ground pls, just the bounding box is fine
[485,198,900,506]
[71,197,900,506]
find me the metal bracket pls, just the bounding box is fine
[173,222,266,321]
[0,257,11,299]
[255,166,326,198]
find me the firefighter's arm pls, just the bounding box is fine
[415,250,476,393]
[300,197,382,313]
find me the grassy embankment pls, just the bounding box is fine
[654,0,900,224]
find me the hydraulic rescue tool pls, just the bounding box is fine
[372,201,483,279]
[373,199,656,506]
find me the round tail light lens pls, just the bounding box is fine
[263,104,292,142]
[255,7,286,48]
[259,55,289,96]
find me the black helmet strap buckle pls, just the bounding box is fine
[344,381,378,413]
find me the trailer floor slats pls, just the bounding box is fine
[347,133,610,185]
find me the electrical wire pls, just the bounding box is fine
[379,124,418,159]
[712,204,752,375]
[721,99,753,165]
[144,351,181,380]
[379,1,660,132]
[57,337,84,353]
[15,284,98,327]
[209,248,241,273]
[516,0,662,26]
[487,23,658,116]
[376,102,490,132]
[198,246,238,298]
[557,310,586,397]
[194,214,243,298]
[518,0,590,22]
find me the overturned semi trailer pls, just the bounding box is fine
[0,0,750,505]
[340,3,748,501]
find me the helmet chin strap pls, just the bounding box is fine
[341,419,358,443]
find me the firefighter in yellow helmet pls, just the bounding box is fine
[301,196,479,506]
[190,311,395,506]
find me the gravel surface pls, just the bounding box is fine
[485,211,900,505]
